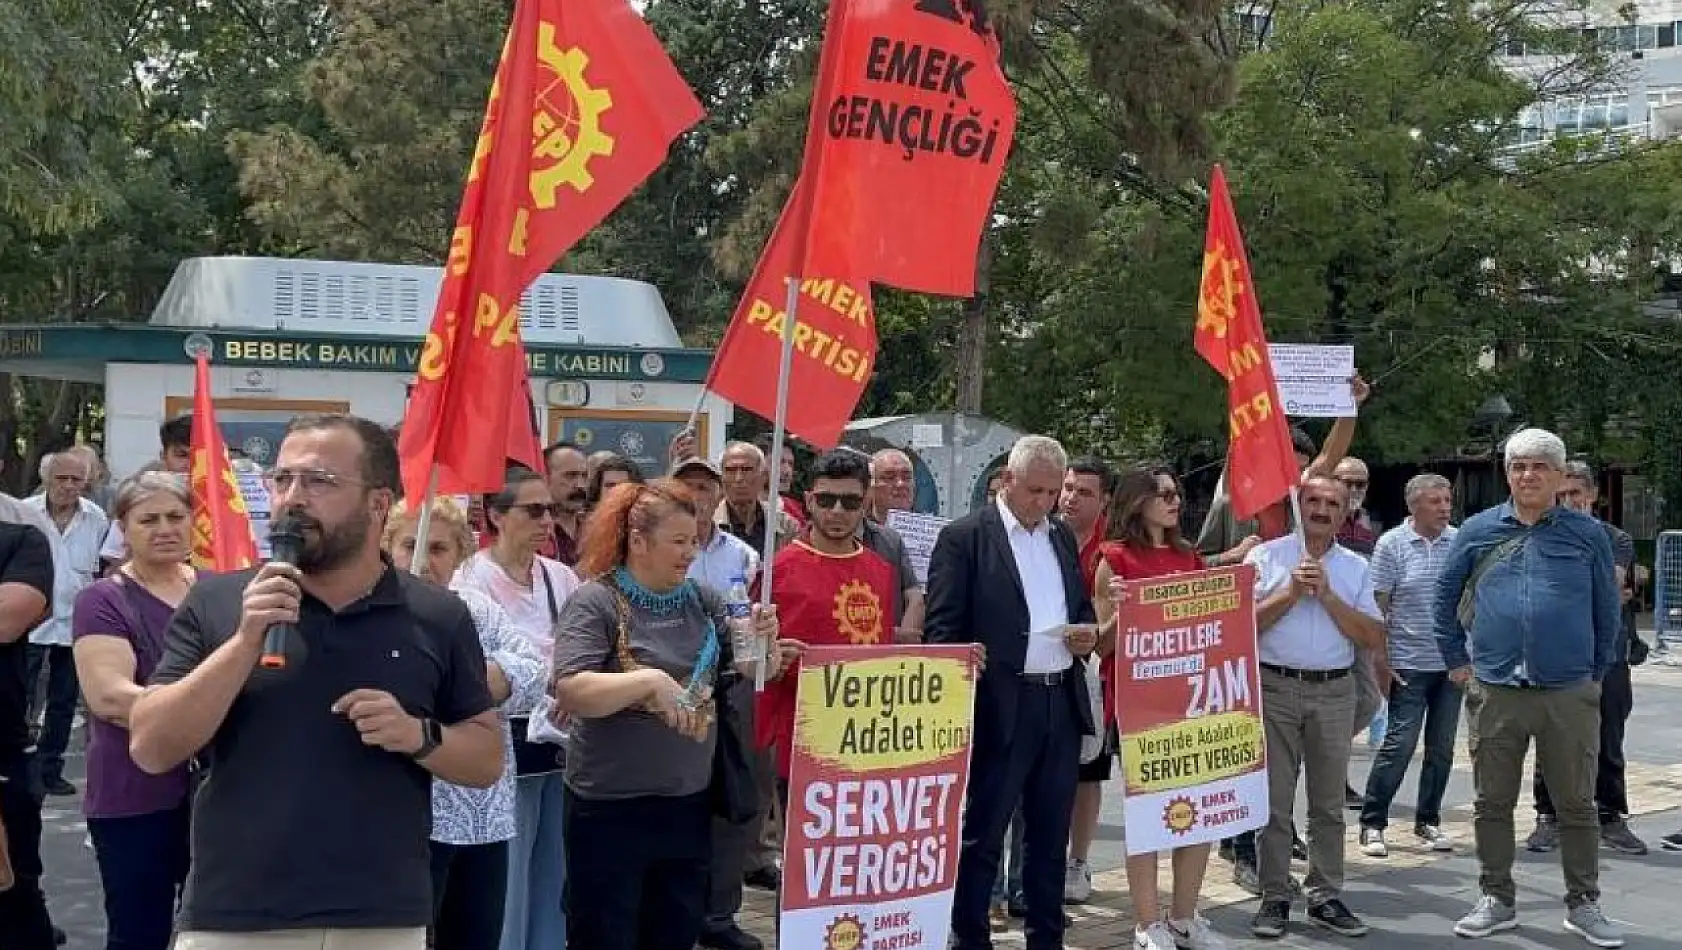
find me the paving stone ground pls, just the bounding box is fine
[41,657,1682,948]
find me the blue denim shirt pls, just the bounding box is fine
[1433,501,1619,687]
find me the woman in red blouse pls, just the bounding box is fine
[1094,465,1227,950]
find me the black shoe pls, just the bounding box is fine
[698,924,763,950]
[1251,900,1290,939]
[1308,899,1369,937]
[1345,784,1364,810]
[743,866,781,891]
[44,777,75,797]
[1007,891,1027,918]
[1601,820,1649,856]
[1661,830,1682,851]
[53,928,67,947]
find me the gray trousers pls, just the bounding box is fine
[1471,681,1603,907]
[1259,668,1357,904]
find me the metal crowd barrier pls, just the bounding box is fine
[1653,530,1682,662]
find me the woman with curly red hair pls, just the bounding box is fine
[550,480,791,950]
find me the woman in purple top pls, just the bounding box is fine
[71,471,196,950]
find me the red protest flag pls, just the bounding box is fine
[801,0,1017,295]
[705,0,1016,447]
[188,354,260,572]
[399,0,704,501]
[1194,165,1298,521]
[706,179,876,449]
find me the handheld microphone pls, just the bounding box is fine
[260,515,305,670]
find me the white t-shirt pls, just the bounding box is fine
[452,549,580,658]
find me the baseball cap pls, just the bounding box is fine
[671,456,721,481]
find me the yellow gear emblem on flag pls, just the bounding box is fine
[531,23,615,207]
[832,579,884,645]
[1197,240,1244,339]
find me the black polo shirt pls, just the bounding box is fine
[0,522,52,767]
[151,563,493,932]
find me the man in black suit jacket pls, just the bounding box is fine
[926,435,1098,950]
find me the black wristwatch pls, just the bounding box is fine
[410,717,442,761]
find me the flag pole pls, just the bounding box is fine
[755,275,800,693]
[409,466,441,577]
[1288,485,1309,551]
[684,388,707,437]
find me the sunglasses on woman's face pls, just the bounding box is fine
[811,492,866,511]
[504,502,563,519]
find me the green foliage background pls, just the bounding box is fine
[5,0,1682,518]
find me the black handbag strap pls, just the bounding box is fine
[538,562,560,625]
[108,574,168,672]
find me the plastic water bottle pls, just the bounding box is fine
[725,575,756,662]
[1367,700,1388,751]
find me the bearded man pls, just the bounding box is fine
[129,414,503,950]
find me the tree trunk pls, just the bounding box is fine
[0,374,19,495]
[954,230,994,414]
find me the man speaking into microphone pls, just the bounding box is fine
[129,414,502,950]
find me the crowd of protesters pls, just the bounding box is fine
[0,395,1659,950]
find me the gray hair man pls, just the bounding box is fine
[1436,428,1623,945]
[1526,462,1648,858]
[867,449,915,522]
[716,442,798,562]
[1356,472,1461,858]
[926,434,1100,950]
[22,450,108,796]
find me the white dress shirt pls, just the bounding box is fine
[100,521,126,563]
[24,495,109,647]
[996,497,1072,674]
[1246,533,1381,672]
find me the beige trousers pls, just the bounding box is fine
[1258,667,1357,904]
[174,929,426,950]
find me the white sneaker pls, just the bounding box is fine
[1064,857,1093,903]
[1170,915,1229,950]
[1136,921,1178,950]
[1360,826,1388,857]
[1416,824,1455,852]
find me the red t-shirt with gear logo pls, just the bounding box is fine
[753,540,898,778]
[1098,541,1203,729]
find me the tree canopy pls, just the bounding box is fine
[4,0,1682,518]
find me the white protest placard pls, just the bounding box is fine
[910,423,945,449]
[236,468,272,559]
[1269,344,1356,418]
[886,509,951,585]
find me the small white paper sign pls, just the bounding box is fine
[1269,344,1356,418]
[237,469,272,559]
[910,423,945,449]
[885,509,951,585]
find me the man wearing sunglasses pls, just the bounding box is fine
[1333,457,1379,558]
[754,449,899,796]
[1332,456,1383,811]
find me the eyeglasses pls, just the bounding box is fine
[265,468,360,496]
[501,502,563,519]
[811,492,866,511]
[1155,489,1182,503]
